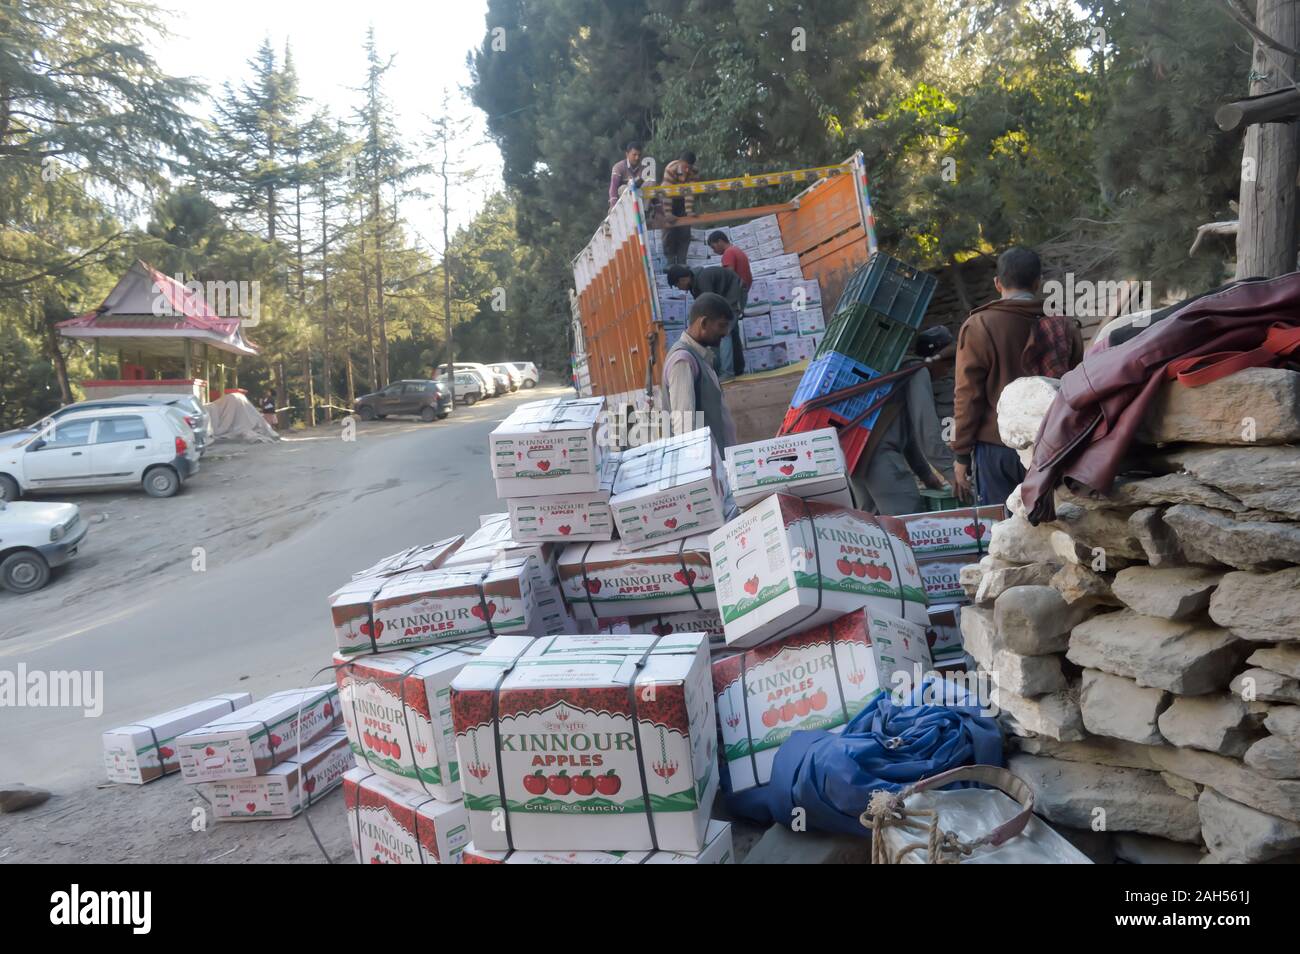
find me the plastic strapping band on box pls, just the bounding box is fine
[626,634,666,852]
[676,539,703,610]
[879,519,908,621]
[473,571,499,639]
[119,722,165,778]
[578,542,600,618]
[351,770,374,862]
[362,576,393,654]
[488,641,533,852]
[411,795,437,864]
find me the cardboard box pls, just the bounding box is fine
[740,314,772,346]
[725,429,851,510]
[769,308,798,337]
[330,558,534,656]
[202,730,352,820]
[350,537,464,581]
[788,336,818,362]
[792,279,822,306]
[917,554,970,604]
[445,513,559,585]
[926,603,965,665]
[489,397,605,497]
[463,819,733,864]
[768,342,791,368]
[506,452,619,543]
[343,767,470,864]
[103,692,252,784]
[744,346,774,372]
[796,306,826,336]
[176,686,343,782]
[609,429,728,547]
[709,494,927,649]
[450,633,718,852]
[896,505,1004,558]
[628,609,726,653]
[557,533,716,619]
[333,641,488,800]
[712,607,926,792]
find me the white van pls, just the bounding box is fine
[0,406,200,501]
[451,363,499,398]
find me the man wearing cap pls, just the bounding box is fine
[850,326,955,515]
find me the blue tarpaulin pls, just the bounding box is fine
[727,681,1003,836]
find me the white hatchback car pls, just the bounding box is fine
[0,406,200,501]
[0,499,87,592]
[509,361,540,388]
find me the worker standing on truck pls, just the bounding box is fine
[609,141,646,208]
[660,151,698,265]
[708,230,753,290]
[666,264,747,380]
[662,293,738,452]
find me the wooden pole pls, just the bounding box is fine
[1235,0,1300,279]
[1216,87,1300,131]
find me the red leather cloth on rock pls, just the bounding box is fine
[1021,271,1300,525]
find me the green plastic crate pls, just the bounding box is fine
[831,252,937,328]
[815,304,918,371]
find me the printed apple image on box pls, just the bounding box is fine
[896,505,1005,558]
[557,533,715,619]
[490,397,605,497]
[608,429,728,548]
[741,314,772,346]
[450,633,718,852]
[333,641,489,801]
[796,307,825,336]
[102,692,251,785]
[201,730,352,820]
[176,685,342,782]
[926,602,966,666]
[330,557,534,656]
[709,493,927,649]
[506,451,620,544]
[916,554,970,604]
[343,767,470,864]
[725,429,852,511]
[462,819,733,864]
[712,607,925,793]
[627,609,727,655]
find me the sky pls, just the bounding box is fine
[148,0,505,257]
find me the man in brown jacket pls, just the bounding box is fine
[951,247,1083,506]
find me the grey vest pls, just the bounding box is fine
[664,336,735,451]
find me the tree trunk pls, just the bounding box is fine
[43,320,72,404]
[320,185,333,422]
[372,183,389,388]
[1236,0,1300,279]
[301,347,316,427]
[274,360,287,430]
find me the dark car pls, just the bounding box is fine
[354,379,451,422]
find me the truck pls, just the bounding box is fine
[570,152,879,420]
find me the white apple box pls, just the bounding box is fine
[609,429,728,548]
[709,493,928,650]
[333,641,489,800]
[796,306,826,335]
[743,346,773,372]
[506,451,619,543]
[489,397,605,498]
[349,536,465,582]
[176,686,342,782]
[445,512,561,590]
[917,554,971,604]
[343,767,470,864]
[725,429,851,511]
[711,607,925,793]
[450,633,718,852]
[201,730,352,821]
[626,608,727,655]
[463,819,733,864]
[927,603,966,666]
[103,692,251,785]
[557,533,715,619]
[769,307,798,336]
[895,505,1005,558]
[740,314,772,346]
[330,557,535,656]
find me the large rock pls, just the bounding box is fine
[1156,694,1262,757]
[994,585,1092,656]
[1050,563,1120,607]
[998,376,1060,449]
[1067,609,1247,694]
[1128,507,1185,567]
[1231,668,1300,704]
[988,514,1067,565]
[975,561,1057,605]
[1243,736,1300,779]
[993,685,1086,741]
[1113,833,1206,865]
[1111,566,1221,620]
[0,783,51,814]
[1249,645,1300,680]
[1198,788,1300,863]
[1265,706,1300,748]
[1163,505,1300,570]
[962,607,1067,697]
[1111,474,1247,515]
[1080,669,1168,745]
[1208,569,1300,642]
[1049,503,1145,563]
[1007,753,1201,842]
[1156,446,1300,521]
[1139,367,1300,446]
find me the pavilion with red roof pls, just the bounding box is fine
[58,260,260,402]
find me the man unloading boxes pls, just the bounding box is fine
[662,292,738,452]
[666,263,748,379]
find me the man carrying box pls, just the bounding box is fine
[662,293,738,452]
[666,264,747,379]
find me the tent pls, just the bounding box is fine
[207,392,278,443]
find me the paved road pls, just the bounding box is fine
[0,386,567,789]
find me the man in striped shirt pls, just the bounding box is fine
[660,151,698,265]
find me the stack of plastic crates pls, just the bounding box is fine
[781,253,937,470]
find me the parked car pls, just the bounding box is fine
[491,363,522,392]
[0,498,87,593]
[0,406,200,501]
[353,379,451,422]
[0,394,213,456]
[452,363,499,398]
[451,372,485,406]
[509,361,541,388]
